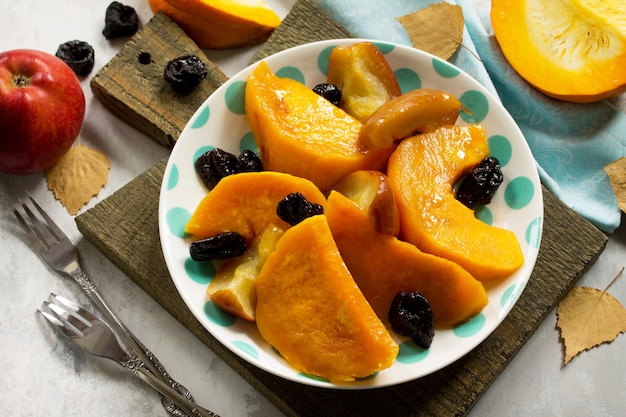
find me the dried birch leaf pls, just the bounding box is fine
[45,144,111,215]
[556,268,626,365]
[397,3,464,60]
[604,157,626,213]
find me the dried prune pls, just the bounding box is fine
[195,148,263,190]
[388,291,434,349]
[195,148,240,190]
[456,156,504,208]
[237,149,264,173]
[189,232,247,261]
[164,55,208,92]
[276,192,324,226]
[55,40,95,77]
[103,2,139,40]
[312,83,342,107]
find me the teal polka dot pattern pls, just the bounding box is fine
[453,313,486,338]
[475,206,493,225]
[396,340,429,364]
[395,68,421,93]
[166,207,191,238]
[432,58,461,78]
[204,301,236,327]
[299,372,330,382]
[373,42,395,54]
[239,131,257,153]
[166,164,179,190]
[193,145,214,167]
[460,90,489,123]
[160,39,543,388]
[355,372,378,381]
[184,257,214,285]
[505,176,535,209]
[500,284,519,309]
[191,105,210,129]
[317,45,335,76]
[233,340,259,359]
[488,135,513,167]
[225,81,247,115]
[276,66,305,84]
[526,217,543,248]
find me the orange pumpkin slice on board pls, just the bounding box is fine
[184,171,326,241]
[245,61,393,192]
[326,190,488,328]
[255,214,399,382]
[147,0,281,49]
[387,124,524,281]
[491,0,626,103]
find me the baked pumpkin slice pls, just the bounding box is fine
[185,171,326,241]
[326,190,488,328]
[255,214,399,382]
[387,124,524,281]
[245,61,393,192]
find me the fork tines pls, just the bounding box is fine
[39,294,94,338]
[14,195,64,251]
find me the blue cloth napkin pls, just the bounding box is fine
[314,0,626,233]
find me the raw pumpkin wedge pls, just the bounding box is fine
[387,124,524,281]
[245,61,393,192]
[255,214,399,382]
[147,0,281,49]
[185,171,326,241]
[326,190,488,328]
[491,0,626,103]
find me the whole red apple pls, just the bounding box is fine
[0,49,85,174]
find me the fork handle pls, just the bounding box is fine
[123,356,220,417]
[69,268,195,413]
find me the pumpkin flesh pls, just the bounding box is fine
[255,214,399,382]
[491,0,626,103]
[387,124,524,281]
[148,0,281,49]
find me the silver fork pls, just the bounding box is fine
[14,195,196,416]
[39,294,219,417]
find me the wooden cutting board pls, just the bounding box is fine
[76,1,609,416]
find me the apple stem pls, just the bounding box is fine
[13,74,30,88]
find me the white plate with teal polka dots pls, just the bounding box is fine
[159,39,543,389]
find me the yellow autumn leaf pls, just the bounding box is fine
[45,143,111,215]
[604,157,626,213]
[556,268,626,365]
[397,3,464,61]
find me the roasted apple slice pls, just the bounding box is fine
[327,42,401,122]
[331,170,400,236]
[208,224,284,321]
[359,88,461,150]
